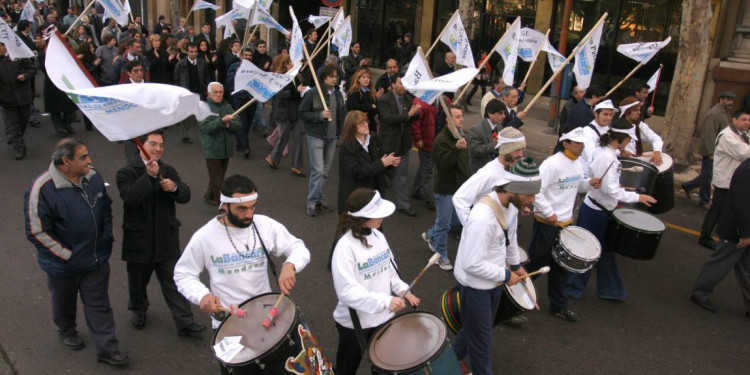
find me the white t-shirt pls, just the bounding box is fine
[534,152,592,222]
[453,158,510,225]
[584,146,639,211]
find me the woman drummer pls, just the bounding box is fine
[330,188,420,374]
[619,96,664,166]
[566,120,657,301]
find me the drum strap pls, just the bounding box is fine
[252,222,279,285]
[586,124,602,137]
[348,308,370,359]
[588,197,612,215]
[478,196,510,247]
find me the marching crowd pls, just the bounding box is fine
[7,2,750,374]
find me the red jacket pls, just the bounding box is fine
[411,97,438,152]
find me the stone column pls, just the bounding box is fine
[726,0,750,64]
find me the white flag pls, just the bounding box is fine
[573,21,603,90]
[517,28,547,62]
[438,10,475,68]
[233,0,254,10]
[256,0,273,10]
[402,48,441,104]
[232,59,298,102]
[307,15,331,29]
[646,66,662,93]
[331,16,352,57]
[215,7,249,26]
[249,1,288,35]
[0,18,35,59]
[99,0,130,27]
[494,17,521,86]
[289,7,304,65]
[21,0,35,22]
[45,32,212,141]
[616,37,671,65]
[405,68,480,93]
[331,8,345,31]
[191,0,220,11]
[542,40,566,71]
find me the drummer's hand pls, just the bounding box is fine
[278,263,297,295]
[737,238,750,249]
[620,150,635,157]
[389,296,407,312]
[589,178,602,189]
[506,272,520,286]
[651,151,663,166]
[546,214,557,224]
[513,267,527,278]
[639,194,657,207]
[200,293,223,314]
[403,292,420,308]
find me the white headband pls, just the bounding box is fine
[611,127,633,135]
[494,135,526,149]
[348,191,396,219]
[619,102,640,118]
[220,193,258,204]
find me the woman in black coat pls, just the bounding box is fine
[345,68,381,134]
[266,54,307,176]
[337,110,401,214]
[146,34,176,84]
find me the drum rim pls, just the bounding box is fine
[368,311,449,371]
[559,226,602,261]
[612,208,666,233]
[618,157,659,173]
[211,292,299,366]
[636,154,673,174]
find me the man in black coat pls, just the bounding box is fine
[115,131,205,337]
[0,41,36,160]
[377,73,421,216]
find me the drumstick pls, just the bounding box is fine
[402,253,441,298]
[218,305,248,319]
[623,186,646,193]
[519,280,540,310]
[620,166,644,172]
[555,223,585,240]
[518,266,551,281]
[599,160,616,180]
[262,294,286,328]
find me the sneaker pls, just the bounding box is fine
[306,206,318,217]
[316,202,332,212]
[437,257,453,271]
[550,308,578,322]
[421,232,436,252]
[62,334,85,351]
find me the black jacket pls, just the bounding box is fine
[271,80,301,123]
[298,85,345,140]
[0,55,35,107]
[116,158,191,263]
[337,138,387,214]
[377,91,415,155]
[146,48,174,84]
[717,158,750,243]
[345,89,378,133]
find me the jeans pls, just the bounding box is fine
[683,156,713,205]
[252,102,266,131]
[427,194,461,259]
[453,284,503,375]
[527,220,569,310]
[567,203,627,300]
[306,136,337,206]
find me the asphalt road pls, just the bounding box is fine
[1,94,748,375]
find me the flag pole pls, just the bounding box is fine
[302,42,331,121]
[64,0,96,36]
[522,12,608,112]
[649,64,663,108]
[604,62,644,98]
[520,29,550,87]
[425,10,457,59]
[312,8,340,57]
[311,25,331,56]
[438,95,461,140]
[185,8,194,25]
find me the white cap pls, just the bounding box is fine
[619,101,640,118]
[348,191,395,219]
[560,127,587,143]
[594,99,619,112]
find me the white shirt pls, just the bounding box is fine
[174,215,310,328]
[454,193,520,289]
[583,146,639,211]
[453,158,510,225]
[534,152,592,222]
[712,126,750,189]
[581,120,609,178]
[331,229,408,329]
[625,121,663,155]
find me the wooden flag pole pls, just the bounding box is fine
[425,10,457,59]
[311,25,331,57]
[64,0,96,36]
[312,8,340,57]
[520,29,551,87]
[302,42,331,121]
[649,64,663,108]
[604,62,644,98]
[185,8,194,24]
[438,96,461,140]
[522,12,608,112]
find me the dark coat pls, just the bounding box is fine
[43,74,77,113]
[345,89,378,133]
[502,108,524,129]
[146,48,174,84]
[377,91,415,155]
[717,158,750,242]
[271,80,301,123]
[433,127,471,195]
[173,57,209,98]
[337,138,387,214]
[116,158,191,263]
[0,56,35,107]
[298,85,345,140]
[563,99,594,134]
[467,118,498,174]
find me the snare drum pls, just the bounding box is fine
[637,154,674,214]
[369,311,462,374]
[212,293,333,374]
[607,208,666,260]
[552,226,601,273]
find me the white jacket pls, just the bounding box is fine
[581,120,610,178]
[583,146,639,211]
[625,121,663,155]
[453,158,509,225]
[712,126,750,189]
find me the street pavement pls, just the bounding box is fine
[0,83,748,375]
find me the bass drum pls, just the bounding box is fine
[369,311,462,374]
[607,208,666,260]
[637,154,674,214]
[212,293,333,374]
[619,157,658,196]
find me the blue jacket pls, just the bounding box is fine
[24,163,114,276]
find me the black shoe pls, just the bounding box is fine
[425,201,436,211]
[698,237,718,251]
[690,295,717,312]
[28,120,40,128]
[182,137,193,144]
[746,311,750,319]
[62,334,85,351]
[244,148,251,159]
[178,323,206,337]
[316,202,332,213]
[131,312,146,329]
[681,184,692,200]
[550,308,578,323]
[97,351,130,367]
[306,206,319,217]
[397,208,417,217]
[14,149,26,160]
[291,168,306,177]
[411,191,425,200]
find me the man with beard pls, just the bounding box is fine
[174,175,310,372]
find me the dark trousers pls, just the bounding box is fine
[453,284,503,375]
[126,259,195,330]
[335,322,378,375]
[412,149,434,201]
[700,187,728,239]
[3,104,30,152]
[46,261,119,355]
[50,111,75,135]
[693,240,750,313]
[683,156,713,205]
[527,220,570,310]
[233,95,256,152]
[205,158,229,203]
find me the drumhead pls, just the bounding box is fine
[505,278,537,311]
[612,208,666,232]
[637,154,673,174]
[619,157,659,174]
[559,226,601,260]
[213,293,297,364]
[369,312,447,371]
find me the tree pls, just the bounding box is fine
[662,0,713,165]
[170,0,181,29]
